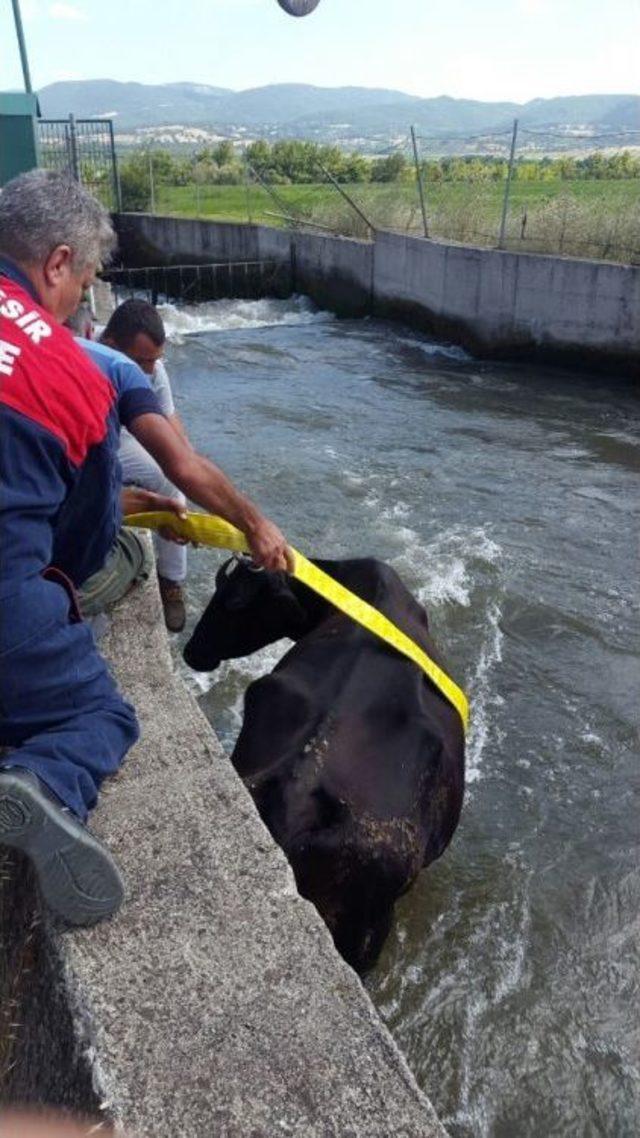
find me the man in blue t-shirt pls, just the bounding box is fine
[96,299,192,633]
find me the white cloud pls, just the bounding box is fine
[516,0,552,15]
[46,69,87,82]
[49,3,88,20]
[19,0,42,19]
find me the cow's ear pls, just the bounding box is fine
[215,557,237,587]
[217,559,269,612]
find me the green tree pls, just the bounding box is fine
[245,139,271,175]
[341,153,370,183]
[213,140,235,167]
[118,152,152,211]
[371,152,408,182]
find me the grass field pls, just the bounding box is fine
[153,179,639,263]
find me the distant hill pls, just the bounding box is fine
[37,80,640,150]
[38,80,233,127]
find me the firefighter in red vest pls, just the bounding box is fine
[0,169,290,926]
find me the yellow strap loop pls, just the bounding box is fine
[124,511,469,733]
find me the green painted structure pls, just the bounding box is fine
[0,92,40,185]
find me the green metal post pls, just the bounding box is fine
[11,0,33,93]
[411,125,429,238]
[498,118,519,250]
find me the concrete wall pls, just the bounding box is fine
[292,231,373,317]
[114,214,292,269]
[373,229,640,371]
[115,213,640,375]
[0,560,446,1138]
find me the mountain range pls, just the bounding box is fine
[37,80,640,150]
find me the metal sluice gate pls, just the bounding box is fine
[100,260,291,305]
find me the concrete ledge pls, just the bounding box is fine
[113,214,293,270]
[373,229,640,374]
[114,213,640,375]
[1,555,446,1137]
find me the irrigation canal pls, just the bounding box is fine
[157,295,638,1138]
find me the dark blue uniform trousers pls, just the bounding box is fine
[0,577,139,821]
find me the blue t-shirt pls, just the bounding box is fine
[49,338,162,585]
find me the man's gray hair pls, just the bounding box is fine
[0,168,116,272]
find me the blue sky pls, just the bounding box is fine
[2,0,639,103]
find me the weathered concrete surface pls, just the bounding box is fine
[1,562,446,1137]
[92,279,116,324]
[373,229,640,372]
[292,231,373,317]
[114,213,292,270]
[114,213,640,375]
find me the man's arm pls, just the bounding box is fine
[129,412,292,572]
[77,341,290,571]
[167,411,191,447]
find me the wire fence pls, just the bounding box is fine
[406,121,640,263]
[121,123,640,265]
[38,116,121,211]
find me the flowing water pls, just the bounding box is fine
[160,296,639,1138]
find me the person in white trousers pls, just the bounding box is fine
[101,299,190,631]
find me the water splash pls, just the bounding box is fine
[393,526,501,609]
[446,870,532,1138]
[466,601,504,783]
[397,334,473,363]
[158,295,333,341]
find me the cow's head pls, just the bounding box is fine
[183,557,326,672]
[184,555,420,673]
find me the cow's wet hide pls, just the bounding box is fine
[185,556,465,973]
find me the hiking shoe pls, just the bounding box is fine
[158,575,186,633]
[0,769,124,926]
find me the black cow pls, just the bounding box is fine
[184,557,465,973]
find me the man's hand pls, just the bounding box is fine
[120,487,189,544]
[246,517,294,573]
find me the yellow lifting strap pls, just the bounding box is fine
[124,511,470,733]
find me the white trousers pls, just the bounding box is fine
[119,430,188,583]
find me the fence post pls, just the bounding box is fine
[244,162,253,224]
[410,126,429,237]
[246,162,301,228]
[68,113,80,182]
[498,118,518,249]
[148,151,156,214]
[316,161,375,234]
[108,119,123,212]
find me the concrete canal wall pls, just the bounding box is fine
[114,212,640,375]
[0,558,446,1138]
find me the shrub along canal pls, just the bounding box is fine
[160,295,638,1138]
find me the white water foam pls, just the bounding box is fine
[337,472,506,781]
[447,869,531,1138]
[159,295,333,341]
[391,525,502,610]
[466,601,504,784]
[355,481,506,783]
[396,334,472,363]
[340,468,502,610]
